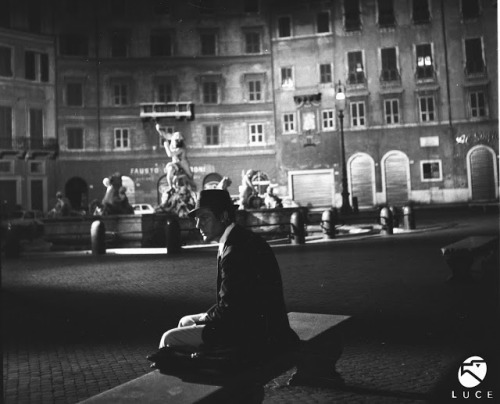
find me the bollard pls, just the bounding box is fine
[352,197,359,214]
[321,208,336,239]
[379,206,393,235]
[4,225,21,259]
[290,211,305,245]
[91,220,106,255]
[403,205,416,230]
[389,206,400,228]
[165,216,181,254]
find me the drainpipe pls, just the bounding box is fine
[441,0,453,132]
[95,2,101,150]
[268,4,280,186]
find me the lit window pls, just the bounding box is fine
[114,128,130,149]
[283,113,296,133]
[281,67,293,88]
[322,109,335,131]
[419,96,435,122]
[416,44,434,79]
[350,101,366,127]
[249,123,264,144]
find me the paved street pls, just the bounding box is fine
[2,207,499,403]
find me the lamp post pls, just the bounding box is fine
[335,81,352,214]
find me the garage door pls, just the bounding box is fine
[350,154,375,208]
[470,147,496,201]
[384,152,409,205]
[291,171,333,207]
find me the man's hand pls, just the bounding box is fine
[178,313,207,327]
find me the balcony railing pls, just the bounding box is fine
[347,71,366,85]
[465,62,487,77]
[380,69,401,83]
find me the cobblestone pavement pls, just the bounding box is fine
[2,207,499,403]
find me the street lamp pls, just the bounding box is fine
[335,81,352,214]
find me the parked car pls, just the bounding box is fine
[1,210,44,240]
[132,203,155,215]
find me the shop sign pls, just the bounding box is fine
[455,130,498,145]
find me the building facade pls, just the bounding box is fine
[0,0,498,214]
[272,0,498,209]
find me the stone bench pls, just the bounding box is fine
[79,312,350,404]
[441,236,498,282]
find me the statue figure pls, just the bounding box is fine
[155,123,195,191]
[101,173,134,215]
[264,185,283,209]
[216,176,232,191]
[238,169,256,209]
[48,191,72,218]
[156,184,197,218]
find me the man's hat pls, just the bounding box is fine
[188,189,235,218]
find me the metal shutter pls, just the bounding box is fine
[291,171,333,207]
[384,153,409,205]
[350,155,374,207]
[470,147,496,201]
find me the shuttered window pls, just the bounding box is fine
[470,147,496,201]
[384,153,409,204]
[350,154,374,207]
[291,171,333,207]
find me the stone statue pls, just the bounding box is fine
[101,173,134,215]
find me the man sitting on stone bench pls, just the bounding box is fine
[148,189,299,372]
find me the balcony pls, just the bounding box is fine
[380,69,401,83]
[465,62,487,79]
[347,71,366,86]
[415,66,436,82]
[0,137,58,159]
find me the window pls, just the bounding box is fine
[419,96,435,122]
[152,0,171,14]
[114,128,130,149]
[111,31,129,57]
[412,0,430,24]
[59,34,88,56]
[29,161,44,174]
[278,16,291,38]
[248,80,262,102]
[377,0,395,27]
[0,106,12,147]
[381,47,399,81]
[112,82,129,105]
[465,38,485,75]
[0,46,12,77]
[319,64,332,84]
[350,101,366,127]
[461,0,480,19]
[322,109,335,131]
[282,113,296,133]
[66,82,83,106]
[249,123,264,144]
[244,0,259,13]
[317,11,330,33]
[281,67,293,88]
[0,161,13,173]
[150,31,173,56]
[345,0,361,31]
[469,91,486,118]
[200,32,217,56]
[25,51,49,82]
[205,125,219,145]
[348,51,365,84]
[384,99,399,124]
[157,82,173,102]
[421,160,442,181]
[416,44,434,79]
[66,127,84,150]
[245,32,261,54]
[202,82,218,104]
[29,108,44,147]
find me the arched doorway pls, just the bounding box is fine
[382,151,410,205]
[467,145,498,201]
[65,177,88,211]
[349,153,376,208]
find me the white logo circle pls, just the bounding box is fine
[458,356,487,388]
